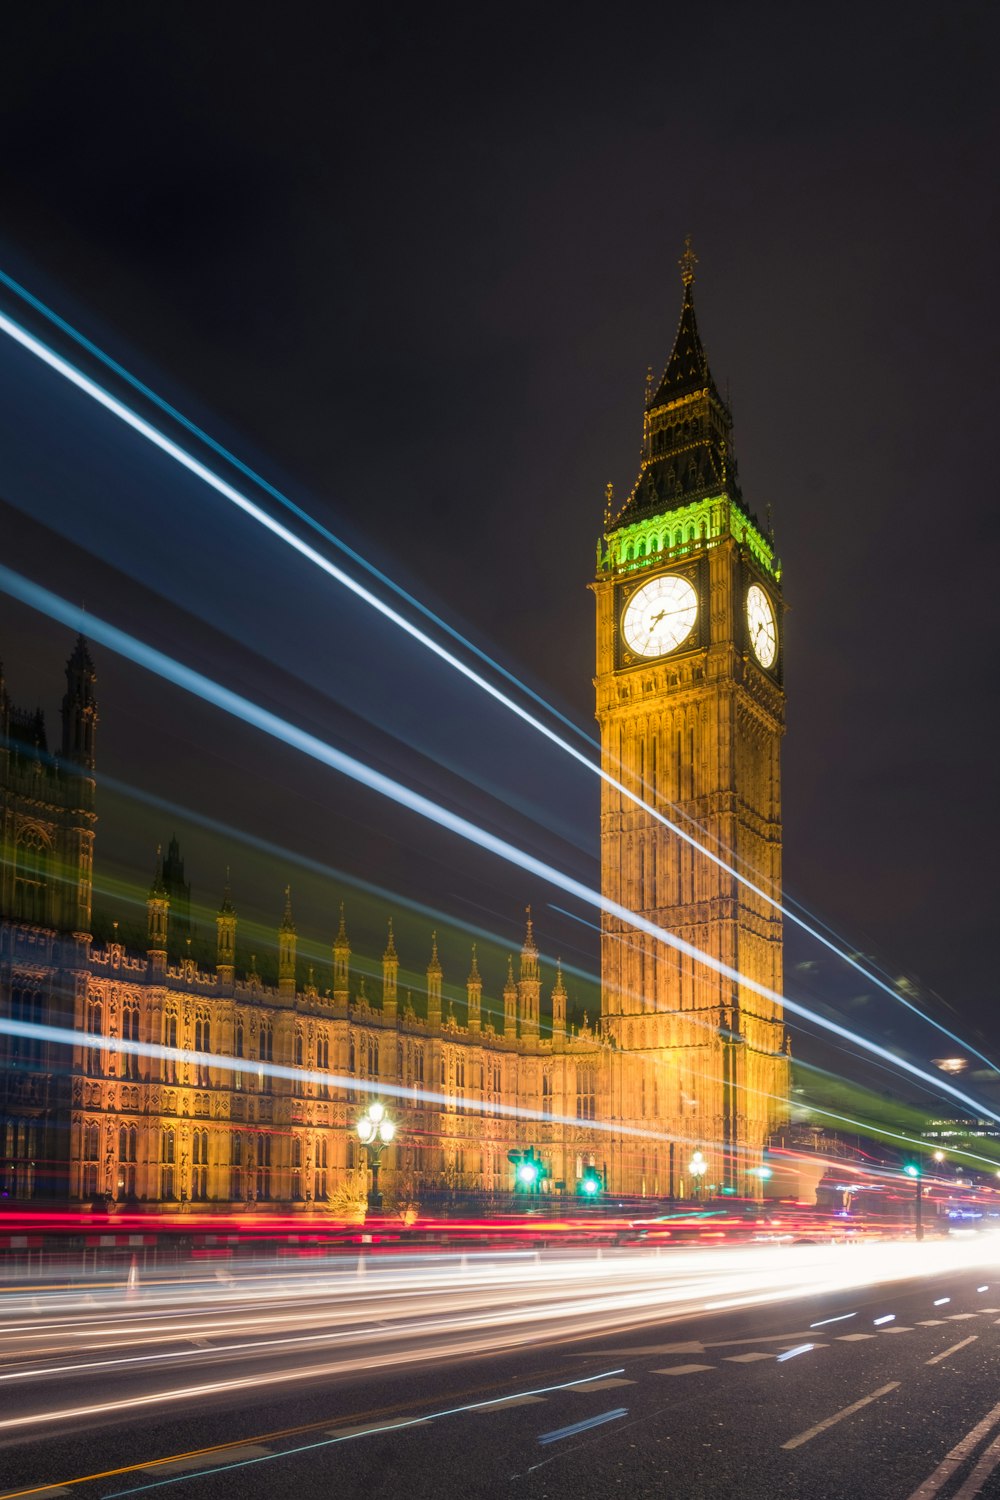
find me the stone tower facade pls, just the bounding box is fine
[593,243,789,1195]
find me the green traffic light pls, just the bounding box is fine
[904,1164,921,1178]
[517,1160,539,1186]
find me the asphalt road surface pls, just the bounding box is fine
[4,1244,1000,1499]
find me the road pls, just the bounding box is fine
[3,1240,1000,1499]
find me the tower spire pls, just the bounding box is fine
[678,233,698,288]
[612,239,739,529]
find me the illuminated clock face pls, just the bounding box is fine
[621,575,698,658]
[746,584,777,668]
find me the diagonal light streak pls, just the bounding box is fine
[0,298,989,1078]
[0,560,996,1127]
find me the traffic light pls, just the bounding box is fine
[508,1147,544,1192]
[579,1165,602,1198]
[903,1163,921,1179]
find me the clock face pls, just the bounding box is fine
[621,574,698,658]
[746,584,777,668]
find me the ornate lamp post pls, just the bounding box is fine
[356,1102,396,1210]
[689,1150,708,1201]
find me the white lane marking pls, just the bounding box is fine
[781,1382,900,1451]
[538,1407,628,1445]
[569,1377,634,1391]
[837,1333,877,1341]
[904,1396,1000,1498]
[475,1396,546,1411]
[917,1320,948,1327]
[652,1364,715,1376]
[925,1336,978,1366]
[948,1313,978,1321]
[953,1428,1000,1499]
[0,1489,70,1498]
[143,1445,272,1474]
[880,1326,914,1334]
[725,1353,773,1363]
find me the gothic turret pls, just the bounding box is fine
[333,902,350,1006]
[382,919,399,1021]
[466,944,482,1034]
[426,932,442,1027]
[147,846,169,976]
[551,959,567,1043]
[503,956,517,1040]
[60,635,97,772]
[278,886,297,997]
[518,907,540,1039]
[216,873,236,990]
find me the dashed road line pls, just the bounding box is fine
[917,1320,948,1327]
[837,1333,877,1341]
[473,1396,545,1412]
[905,1395,1000,1498]
[143,1446,272,1474]
[568,1377,634,1391]
[925,1336,978,1366]
[725,1352,773,1363]
[952,1427,1000,1500]
[781,1382,901,1451]
[652,1364,715,1376]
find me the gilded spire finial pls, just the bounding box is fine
[468,942,481,983]
[384,917,397,959]
[524,904,536,951]
[679,234,697,289]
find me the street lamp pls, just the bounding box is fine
[689,1151,708,1200]
[356,1101,396,1211]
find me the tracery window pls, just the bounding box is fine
[14,826,48,925]
[314,1135,328,1201]
[122,1001,140,1079]
[576,1066,597,1122]
[162,1010,178,1084]
[86,999,103,1077]
[193,1013,211,1086]
[191,1128,209,1201]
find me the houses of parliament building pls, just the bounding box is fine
[0,249,789,1210]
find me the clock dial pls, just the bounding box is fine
[746,584,777,668]
[621,574,698,658]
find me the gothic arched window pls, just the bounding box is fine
[14,825,49,925]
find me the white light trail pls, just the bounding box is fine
[0,561,996,1127]
[0,299,989,1075]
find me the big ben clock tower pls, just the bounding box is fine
[593,241,788,1197]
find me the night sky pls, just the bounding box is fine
[1,4,998,1077]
